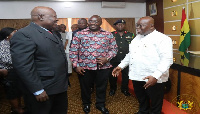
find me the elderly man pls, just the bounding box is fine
[70,15,118,114]
[10,6,68,114]
[112,16,173,114]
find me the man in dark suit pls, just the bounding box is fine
[10,6,68,114]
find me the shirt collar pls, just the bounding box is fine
[32,22,49,32]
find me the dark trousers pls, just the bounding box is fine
[24,91,68,114]
[78,68,110,107]
[132,81,164,114]
[109,63,129,91]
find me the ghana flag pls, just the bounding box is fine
[179,8,191,66]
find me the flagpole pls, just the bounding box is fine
[186,0,189,53]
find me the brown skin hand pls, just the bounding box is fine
[112,66,122,77]
[75,67,85,75]
[143,76,158,89]
[35,91,49,102]
[0,69,8,77]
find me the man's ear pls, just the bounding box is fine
[150,24,154,29]
[38,14,44,21]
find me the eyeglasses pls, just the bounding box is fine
[88,20,99,24]
[135,24,147,28]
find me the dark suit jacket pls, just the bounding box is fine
[10,22,68,95]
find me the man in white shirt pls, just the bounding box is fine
[60,24,67,46]
[65,24,78,76]
[112,16,173,114]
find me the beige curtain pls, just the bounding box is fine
[71,18,80,25]
[57,18,69,32]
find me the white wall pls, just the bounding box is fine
[0,1,146,20]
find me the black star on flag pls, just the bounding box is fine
[181,31,186,36]
[181,55,185,60]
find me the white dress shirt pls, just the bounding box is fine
[118,30,173,83]
[60,32,67,46]
[65,31,73,73]
[65,31,72,54]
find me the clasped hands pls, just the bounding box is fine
[112,66,157,89]
[75,57,108,75]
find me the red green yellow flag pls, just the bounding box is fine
[179,8,191,66]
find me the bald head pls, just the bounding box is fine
[30,6,58,30]
[136,16,155,35]
[140,16,154,26]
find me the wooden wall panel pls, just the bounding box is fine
[173,52,181,64]
[164,21,181,35]
[146,0,164,33]
[180,72,200,112]
[189,36,200,51]
[163,0,186,8]
[164,5,186,22]
[0,19,30,30]
[189,19,200,35]
[189,54,200,69]
[164,69,178,105]
[189,0,199,2]
[188,1,200,19]
[170,36,180,49]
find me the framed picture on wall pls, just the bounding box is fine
[149,3,157,16]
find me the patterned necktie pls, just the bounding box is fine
[48,31,52,34]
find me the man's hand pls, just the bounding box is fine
[35,91,49,102]
[143,76,158,89]
[0,69,8,77]
[75,67,85,75]
[96,57,108,66]
[112,66,122,77]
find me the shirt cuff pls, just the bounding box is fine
[33,89,44,95]
[118,63,125,70]
[152,71,162,79]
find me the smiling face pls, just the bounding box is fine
[88,15,102,32]
[136,17,155,35]
[41,9,58,30]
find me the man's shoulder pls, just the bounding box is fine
[18,23,37,33]
[154,30,171,39]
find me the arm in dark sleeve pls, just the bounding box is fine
[10,31,44,93]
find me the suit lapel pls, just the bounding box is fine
[30,23,59,44]
[45,32,59,44]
